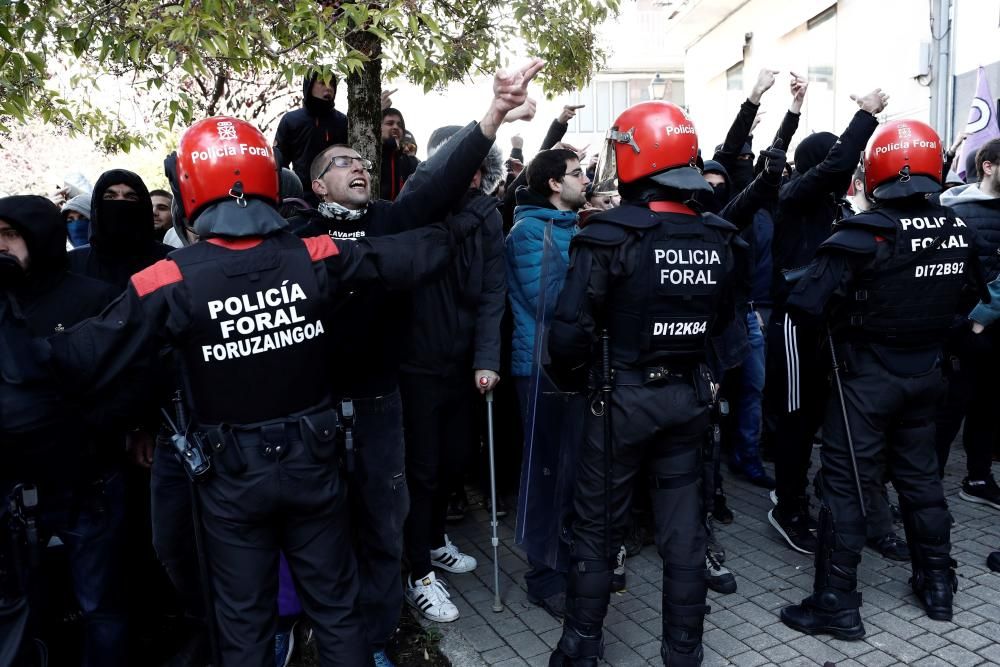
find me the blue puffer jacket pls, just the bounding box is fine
[506,187,578,377]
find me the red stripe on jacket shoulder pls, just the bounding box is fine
[302,235,341,261]
[131,259,183,297]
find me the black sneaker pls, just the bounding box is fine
[446,490,467,522]
[713,490,734,525]
[867,532,910,562]
[988,551,1000,572]
[769,506,818,555]
[959,477,1000,511]
[705,551,737,594]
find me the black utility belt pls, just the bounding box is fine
[611,367,692,387]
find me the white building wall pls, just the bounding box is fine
[682,0,933,156]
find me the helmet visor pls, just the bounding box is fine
[591,139,619,196]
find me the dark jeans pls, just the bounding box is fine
[39,471,127,667]
[400,371,474,578]
[151,444,203,621]
[935,326,998,480]
[199,422,365,667]
[733,309,766,464]
[346,391,409,651]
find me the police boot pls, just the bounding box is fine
[780,507,865,640]
[549,627,603,667]
[901,502,956,621]
[661,565,709,667]
[911,555,958,621]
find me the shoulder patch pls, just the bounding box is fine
[132,259,183,297]
[575,222,628,246]
[302,234,341,261]
[818,228,878,255]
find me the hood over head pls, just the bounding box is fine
[939,182,996,207]
[303,70,338,116]
[793,132,839,178]
[425,124,505,196]
[698,159,732,213]
[0,195,69,278]
[89,169,155,254]
[60,194,91,219]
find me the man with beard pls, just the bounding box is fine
[0,196,125,666]
[380,108,420,201]
[298,59,544,667]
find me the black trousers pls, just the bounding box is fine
[766,310,829,511]
[558,381,709,661]
[816,346,950,594]
[199,424,365,666]
[346,391,409,651]
[935,326,999,480]
[400,371,474,578]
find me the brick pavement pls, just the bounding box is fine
[430,449,1000,666]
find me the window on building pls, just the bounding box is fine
[726,62,743,91]
[569,77,678,132]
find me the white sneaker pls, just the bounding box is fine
[406,571,459,622]
[430,535,477,573]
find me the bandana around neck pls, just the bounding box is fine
[317,201,368,222]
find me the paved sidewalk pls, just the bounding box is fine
[430,449,1000,666]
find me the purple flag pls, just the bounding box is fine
[957,66,1000,182]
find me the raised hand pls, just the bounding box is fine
[789,71,808,113]
[559,104,585,124]
[380,87,398,110]
[505,97,538,124]
[851,88,889,115]
[750,68,779,104]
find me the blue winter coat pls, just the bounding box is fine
[506,188,578,377]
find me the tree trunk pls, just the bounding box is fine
[345,30,382,198]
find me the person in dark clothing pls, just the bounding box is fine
[766,88,888,556]
[273,71,349,202]
[0,195,126,667]
[547,101,747,667]
[934,138,1000,509]
[399,124,506,623]
[380,108,420,201]
[43,111,510,666]
[68,169,172,290]
[296,60,544,664]
[780,119,988,638]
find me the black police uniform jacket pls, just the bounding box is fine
[294,121,497,397]
[786,198,989,372]
[547,202,747,383]
[46,227,463,428]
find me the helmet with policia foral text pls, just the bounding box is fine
[165,116,285,238]
[591,101,711,196]
[864,119,943,200]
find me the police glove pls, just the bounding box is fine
[449,194,499,241]
[760,138,786,185]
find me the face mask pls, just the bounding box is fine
[0,253,25,286]
[66,218,90,247]
[95,199,150,252]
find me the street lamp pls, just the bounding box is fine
[649,73,668,100]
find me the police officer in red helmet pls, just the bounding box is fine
[546,101,747,667]
[42,116,495,666]
[780,120,989,638]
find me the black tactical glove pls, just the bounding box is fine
[760,138,786,184]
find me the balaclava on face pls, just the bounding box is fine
[90,169,154,255]
[303,71,337,116]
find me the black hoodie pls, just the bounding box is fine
[68,169,171,291]
[273,72,349,197]
[0,195,119,487]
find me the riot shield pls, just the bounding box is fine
[514,220,585,572]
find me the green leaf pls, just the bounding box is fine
[24,51,44,72]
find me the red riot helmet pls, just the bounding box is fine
[172,116,280,223]
[591,101,711,196]
[864,120,943,200]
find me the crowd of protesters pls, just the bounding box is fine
[1,56,999,667]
